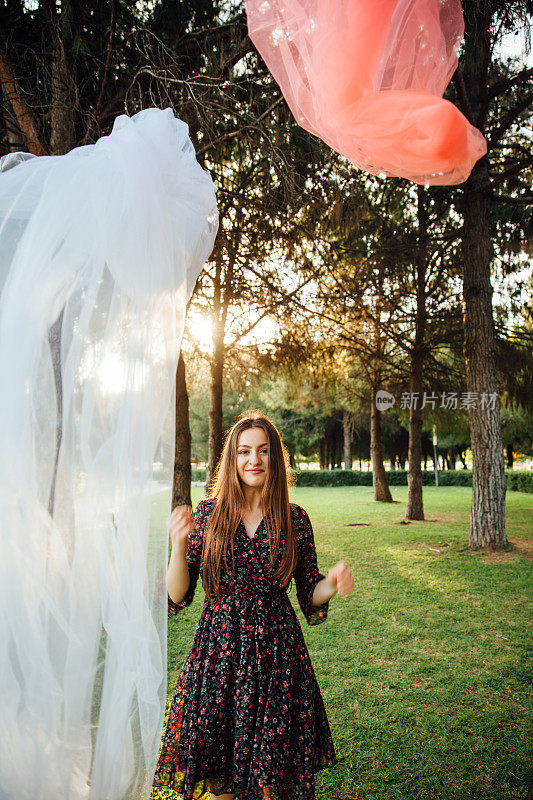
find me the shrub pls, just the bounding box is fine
[290,469,532,492]
[506,470,533,493]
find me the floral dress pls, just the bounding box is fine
[152,499,337,799]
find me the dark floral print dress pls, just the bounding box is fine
[152,499,337,799]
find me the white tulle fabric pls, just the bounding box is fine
[0,108,218,799]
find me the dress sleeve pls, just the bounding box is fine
[167,500,206,616]
[293,506,329,625]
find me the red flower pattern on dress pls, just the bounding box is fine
[152,500,337,799]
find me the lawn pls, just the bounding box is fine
[150,486,533,800]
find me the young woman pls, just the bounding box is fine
[153,410,354,800]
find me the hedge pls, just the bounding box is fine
[292,469,473,487]
[187,467,532,492]
[506,471,533,493]
[292,468,532,492]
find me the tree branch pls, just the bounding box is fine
[488,67,533,101]
[174,16,247,60]
[488,154,533,189]
[196,96,284,157]
[493,192,533,206]
[488,90,533,147]
[219,35,255,78]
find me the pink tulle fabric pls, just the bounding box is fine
[245,0,486,185]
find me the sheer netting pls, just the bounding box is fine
[0,107,218,800]
[245,0,487,184]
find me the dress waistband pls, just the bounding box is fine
[205,586,286,611]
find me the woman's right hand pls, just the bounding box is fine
[167,504,196,555]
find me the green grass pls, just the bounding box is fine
[151,486,533,800]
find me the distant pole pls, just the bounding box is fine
[432,425,439,487]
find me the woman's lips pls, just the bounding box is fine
[247,469,264,473]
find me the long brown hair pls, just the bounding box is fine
[201,409,297,603]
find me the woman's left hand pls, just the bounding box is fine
[327,560,355,596]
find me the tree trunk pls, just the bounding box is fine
[506,444,513,469]
[47,1,78,155]
[462,157,507,548]
[0,51,47,154]
[335,426,343,468]
[406,374,424,519]
[406,186,427,521]
[172,352,192,509]
[206,315,224,490]
[326,433,334,469]
[50,52,77,154]
[343,410,353,469]
[206,253,225,490]
[459,6,507,549]
[371,390,392,502]
[370,285,392,501]
[319,438,326,469]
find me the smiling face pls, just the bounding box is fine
[236,427,269,490]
